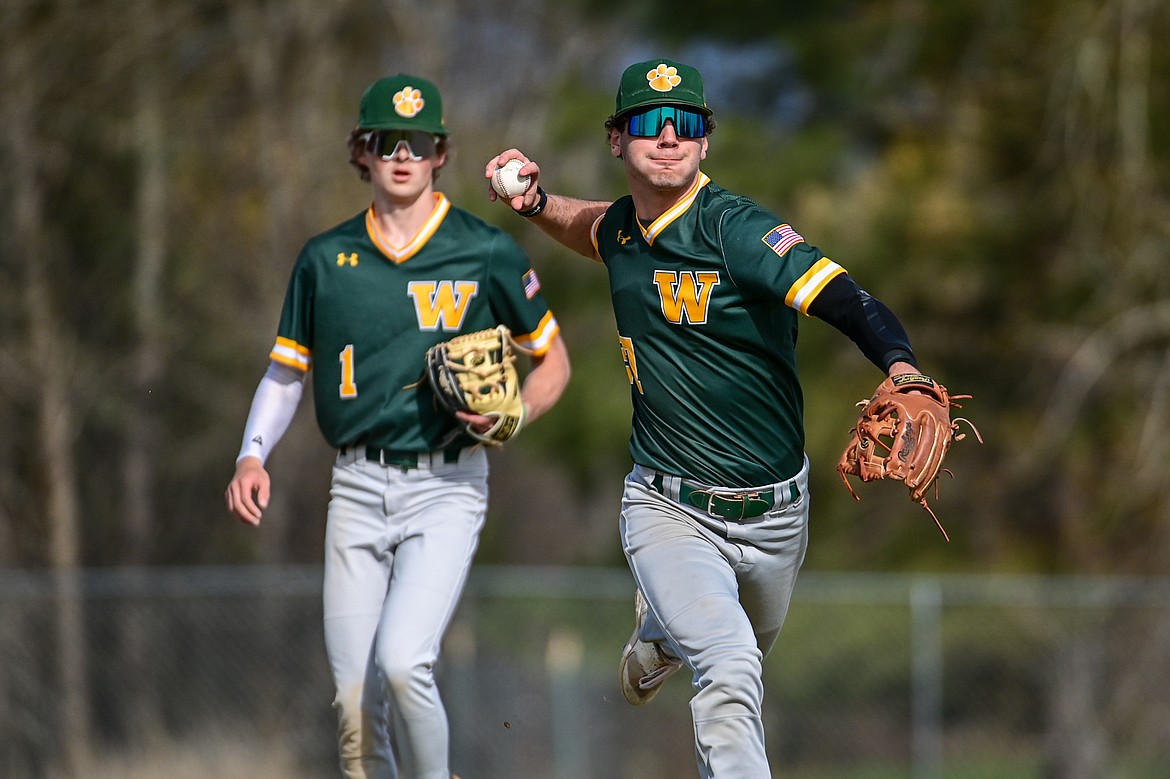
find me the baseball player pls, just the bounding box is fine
[226,73,570,779]
[486,59,930,778]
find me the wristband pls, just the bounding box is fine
[517,186,547,218]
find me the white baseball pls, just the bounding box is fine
[492,159,531,198]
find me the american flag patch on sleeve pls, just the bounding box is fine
[522,269,541,299]
[761,224,805,257]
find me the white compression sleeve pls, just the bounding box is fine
[236,362,306,464]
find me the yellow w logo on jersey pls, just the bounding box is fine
[337,252,358,267]
[653,270,720,324]
[407,280,480,331]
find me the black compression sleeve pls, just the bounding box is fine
[806,274,917,372]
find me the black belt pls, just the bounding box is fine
[340,446,462,469]
[650,473,794,520]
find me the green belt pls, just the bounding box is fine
[650,473,796,520]
[341,446,462,469]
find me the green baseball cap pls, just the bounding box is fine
[613,59,711,119]
[357,74,448,135]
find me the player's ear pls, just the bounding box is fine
[699,136,708,160]
[609,128,622,159]
[431,150,449,180]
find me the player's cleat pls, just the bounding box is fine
[619,589,683,706]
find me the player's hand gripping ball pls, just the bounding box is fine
[425,325,526,445]
[836,373,981,540]
[491,159,531,199]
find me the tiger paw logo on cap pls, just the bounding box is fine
[392,86,425,118]
[646,64,682,93]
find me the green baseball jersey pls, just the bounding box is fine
[590,173,845,488]
[270,193,559,451]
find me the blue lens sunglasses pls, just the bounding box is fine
[625,106,708,139]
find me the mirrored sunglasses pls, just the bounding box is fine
[361,130,438,161]
[625,106,708,139]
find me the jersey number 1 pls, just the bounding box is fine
[339,344,357,398]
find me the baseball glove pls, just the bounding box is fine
[425,325,525,445]
[837,373,981,540]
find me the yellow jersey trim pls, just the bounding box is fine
[639,173,710,245]
[512,310,560,357]
[270,336,311,372]
[366,193,451,264]
[785,258,846,314]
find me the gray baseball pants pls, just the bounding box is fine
[622,459,810,779]
[323,447,488,779]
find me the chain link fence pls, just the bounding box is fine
[2,566,1169,779]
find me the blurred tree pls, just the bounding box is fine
[118,0,172,743]
[1,1,93,773]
